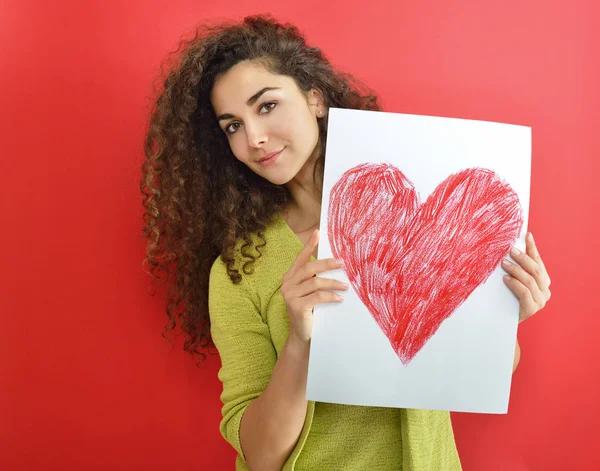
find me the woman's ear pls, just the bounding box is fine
[309,88,326,117]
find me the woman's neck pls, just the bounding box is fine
[284,153,323,234]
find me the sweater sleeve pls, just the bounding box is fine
[208,256,277,463]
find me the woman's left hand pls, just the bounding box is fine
[501,232,552,323]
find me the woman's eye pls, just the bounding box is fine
[259,102,277,113]
[225,122,241,135]
[223,103,276,135]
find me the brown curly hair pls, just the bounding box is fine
[140,14,381,361]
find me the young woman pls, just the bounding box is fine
[141,14,551,471]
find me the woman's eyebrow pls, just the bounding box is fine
[217,87,281,122]
[246,87,280,106]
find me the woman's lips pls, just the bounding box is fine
[258,148,284,167]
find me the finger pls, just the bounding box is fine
[292,276,350,298]
[511,232,551,291]
[525,232,542,264]
[507,244,549,291]
[503,275,537,321]
[501,258,544,301]
[508,248,539,278]
[285,229,320,280]
[295,257,345,283]
[300,290,344,311]
[524,233,552,289]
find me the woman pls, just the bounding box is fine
[141,14,551,471]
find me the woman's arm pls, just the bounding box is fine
[240,230,345,471]
[239,335,310,471]
[512,338,521,373]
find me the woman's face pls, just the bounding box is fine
[210,60,324,186]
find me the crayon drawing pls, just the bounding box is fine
[327,163,524,364]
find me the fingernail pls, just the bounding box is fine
[335,294,344,301]
[529,232,534,242]
[341,283,350,289]
[511,247,520,256]
[503,275,511,281]
[502,259,512,266]
[335,259,345,267]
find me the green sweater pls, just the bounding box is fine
[209,213,462,470]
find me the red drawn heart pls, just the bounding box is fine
[328,164,524,364]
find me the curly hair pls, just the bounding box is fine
[140,14,381,361]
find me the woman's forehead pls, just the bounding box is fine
[211,61,296,109]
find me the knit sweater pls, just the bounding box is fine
[208,213,462,470]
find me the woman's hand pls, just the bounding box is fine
[502,232,552,323]
[280,229,348,345]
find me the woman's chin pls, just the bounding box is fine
[254,165,297,186]
[263,173,294,186]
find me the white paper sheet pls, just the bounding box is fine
[306,108,531,413]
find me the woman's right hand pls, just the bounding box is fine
[280,229,349,345]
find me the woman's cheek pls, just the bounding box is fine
[229,138,247,163]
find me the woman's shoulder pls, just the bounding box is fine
[209,212,302,293]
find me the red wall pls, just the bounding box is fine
[2,1,598,469]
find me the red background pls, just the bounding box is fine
[2,1,598,469]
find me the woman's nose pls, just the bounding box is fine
[245,121,268,148]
